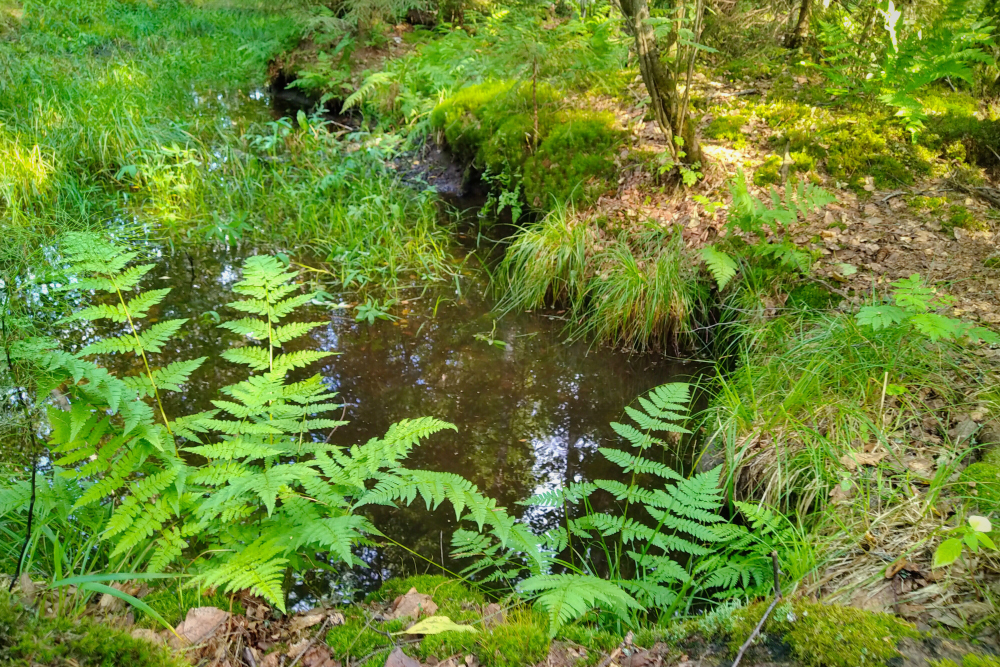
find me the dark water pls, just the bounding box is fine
[100,245,703,604]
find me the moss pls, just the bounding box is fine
[0,592,185,667]
[432,82,623,210]
[983,446,1000,466]
[476,612,550,667]
[729,601,919,667]
[704,114,748,147]
[788,282,836,310]
[523,110,625,207]
[369,575,485,609]
[941,205,987,233]
[556,624,621,662]
[325,612,409,660]
[754,155,782,186]
[138,585,245,628]
[986,256,1000,269]
[959,462,1000,510]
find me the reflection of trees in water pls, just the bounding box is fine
[86,247,701,603]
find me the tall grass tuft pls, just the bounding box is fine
[499,203,593,311]
[580,232,705,351]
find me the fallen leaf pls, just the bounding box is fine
[885,558,909,579]
[396,616,478,636]
[289,611,326,633]
[170,607,229,649]
[839,450,886,471]
[384,648,421,667]
[384,587,438,620]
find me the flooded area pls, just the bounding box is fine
[80,244,704,603]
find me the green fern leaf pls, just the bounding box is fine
[700,246,738,290]
[519,574,640,637]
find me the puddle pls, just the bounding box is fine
[89,246,704,604]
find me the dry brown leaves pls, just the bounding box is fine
[130,598,347,667]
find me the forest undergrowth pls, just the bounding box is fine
[4,0,1000,666]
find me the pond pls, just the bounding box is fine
[94,242,704,605]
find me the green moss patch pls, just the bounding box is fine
[523,111,625,207]
[704,114,748,146]
[729,601,919,667]
[0,593,185,667]
[754,155,782,186]
[931,655,1000,667]
[960,462,1000,510]
[431,81,625,209]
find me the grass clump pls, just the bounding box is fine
[500,205,594,310]
[729,601,919,667]
[0,593,185,667]
[581,233,704,350]
[500,206,708,350]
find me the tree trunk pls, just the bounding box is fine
[618,0,702,165]
[786,0,813,48]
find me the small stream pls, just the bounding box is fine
[66,87,708,605]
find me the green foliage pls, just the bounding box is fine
[700,246,739,290]
[856,274,1000,344]
[932,515,997,568]
[728,169,835,238]
[812,0,994,136]
[704,115,748,147]
[432,81,625,211]
[0,592,185,667]
[729,601,919,667]
[2,234,541,613]
[457,383,778,637]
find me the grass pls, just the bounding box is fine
[0,0,458,294]
[498,204,709,350]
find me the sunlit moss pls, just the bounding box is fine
[0,592,185,667]
[729,601,919,667]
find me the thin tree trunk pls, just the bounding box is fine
[786,0,813,48]
[618,0,702,165]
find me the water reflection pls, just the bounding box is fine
[90,246,703,605]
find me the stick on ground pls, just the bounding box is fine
[731,551,782,667]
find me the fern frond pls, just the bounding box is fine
[519,574,640,637]
[700,246,738,291]
[196,537,289,612]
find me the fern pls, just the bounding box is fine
[519,574,641,637]
[700,245,738,290]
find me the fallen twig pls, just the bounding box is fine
[731,551,782,667]
[287,616,333,667]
